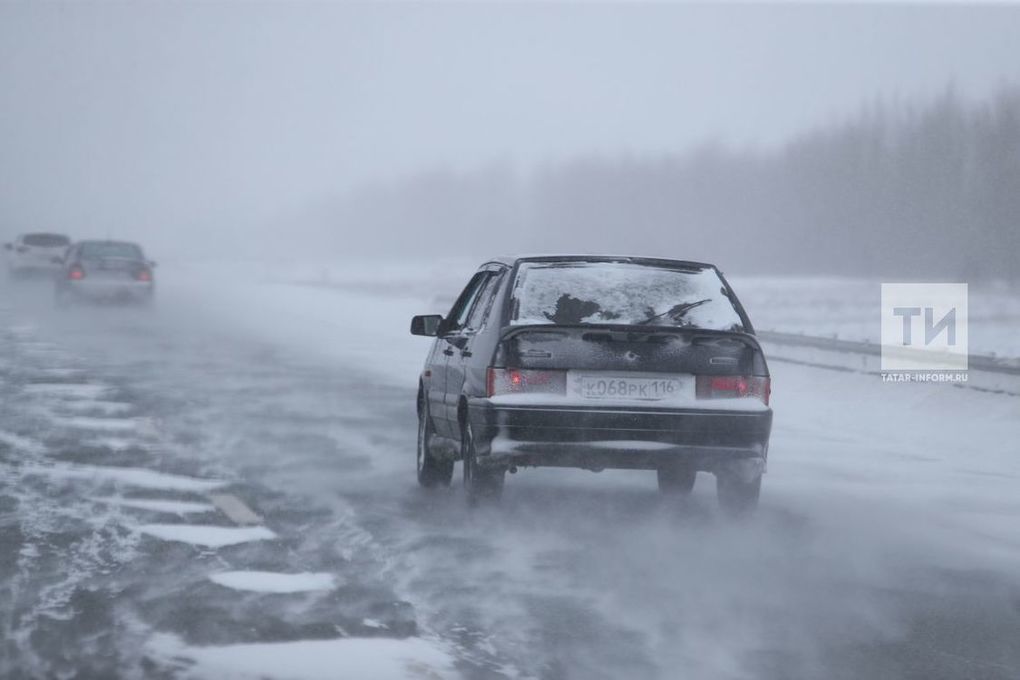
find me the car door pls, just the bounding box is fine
[421,338,448,428]
[431,271,491,437]
[444,269,504,431]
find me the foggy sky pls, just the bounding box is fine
[1,2,1019,257]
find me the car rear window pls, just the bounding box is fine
[509,261,745,331]
[22,233,70,248]
[80,242,144,259]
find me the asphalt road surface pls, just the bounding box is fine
[1,273,1019,680]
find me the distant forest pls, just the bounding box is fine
[329,85,1020,280]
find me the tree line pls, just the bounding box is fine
[328,84,1020,281]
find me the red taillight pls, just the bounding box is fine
[696,375,770,405]
[486,368,566,397]
[135,269,152,282]
[68,266,85,281]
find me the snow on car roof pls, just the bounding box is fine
[485,254,716,269]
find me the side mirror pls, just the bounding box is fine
[410,314,443,337]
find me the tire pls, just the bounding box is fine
[417,397,454,488]
[461,420,504,503]
[716,472,762,517]
[657,464,697,495]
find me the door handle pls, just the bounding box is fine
[443,348,455,356]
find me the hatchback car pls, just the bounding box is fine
[54,240,155,306]
[4,232,71,278]
[411,255,773,514]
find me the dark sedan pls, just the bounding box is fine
[411,255,773,514]
[54,240,156,307]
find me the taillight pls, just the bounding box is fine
[68,266,85,281]
[486,368,566,397]
[135,268,152,282]
[696,375,770,405]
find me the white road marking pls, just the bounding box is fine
[39,367,87,378]
[23,383,112,399]
[138,524,276,548]
[22,463,228,493]
[90,496,216,515]
[134,417,163,437]
[58,400,134,416]
[144,633,458,679]
[48,416,139,433]
[82,437,139,451]
[208,571,337,593]
[0,430,45,454]
[208,493,263,526]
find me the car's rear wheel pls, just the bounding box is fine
[657,463,697,495]
[417,398,453,488]
[716,472,761,516]
[461,420,504,503]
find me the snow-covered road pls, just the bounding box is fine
[1,265,1018,680]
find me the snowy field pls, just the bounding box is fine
[175,257,1019,360]
[1,258,1018,679]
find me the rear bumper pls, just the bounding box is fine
[61,280,154,302]
[467,398,772,472]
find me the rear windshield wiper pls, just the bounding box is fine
[636,298,711,325]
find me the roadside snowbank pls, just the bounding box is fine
[163,258,1018,363]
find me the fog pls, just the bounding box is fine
[2,2,1019,268]
[2,4,1020,679]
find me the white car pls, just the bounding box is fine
[4,233,71,278]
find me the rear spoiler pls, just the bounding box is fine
[498,323,764,351]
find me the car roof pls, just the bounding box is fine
[19,232,69,239]
[482,254,716,270]
[77,239,142,248]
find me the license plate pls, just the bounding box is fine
[568,372,693,402]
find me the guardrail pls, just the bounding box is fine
[757,330,1020,376]
[756,329,1020,395]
